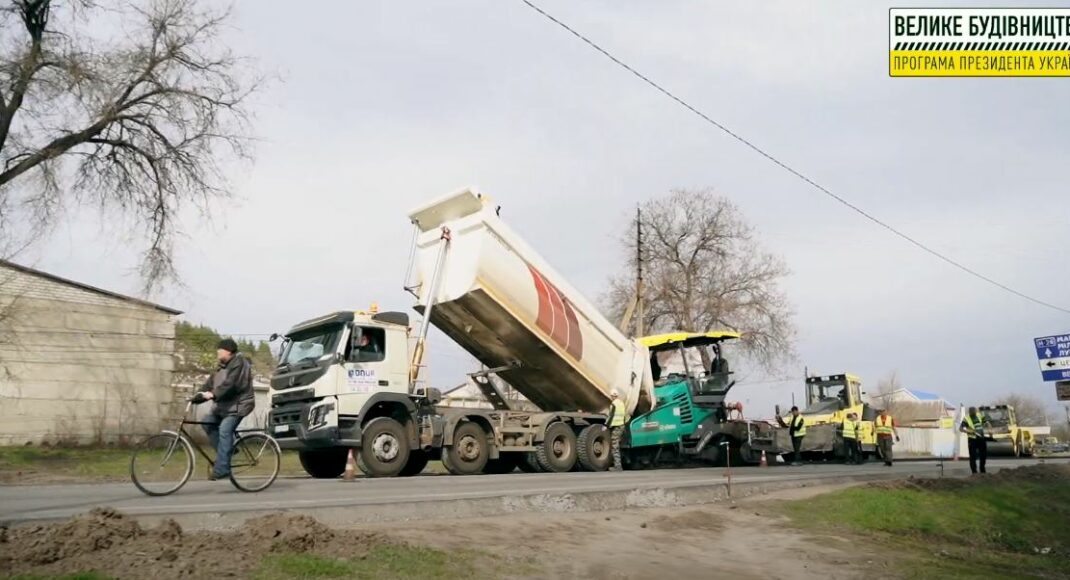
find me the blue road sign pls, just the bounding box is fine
[1035,334,1070,382]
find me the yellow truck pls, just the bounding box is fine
[978,405,1035,457]
[752,373,878,462]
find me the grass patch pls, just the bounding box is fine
[7,573,114,580]
[253,545,484,580]
[0,445,306,483]
[780,477,1070,579]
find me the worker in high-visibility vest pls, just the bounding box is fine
[606,390,629,471]
[875,408,899,466]
[777,406,807,465]
[840,412,860,465]
[959,406,988,475]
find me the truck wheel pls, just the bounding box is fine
[443,422,489,475]
[399,450,429,477]
[536,422,578,472]
[298,448,348,479]
[483,454,519,474]
[518,452,543,473]
[360,417,411,477]
[577,425,611,471]
[737,442,762,465]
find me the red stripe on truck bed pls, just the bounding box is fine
[528,265,584,360]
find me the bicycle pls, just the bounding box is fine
[130,396,281,496]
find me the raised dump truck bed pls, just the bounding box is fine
[408,188,654,416]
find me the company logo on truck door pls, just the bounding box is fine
[528,265,584,360]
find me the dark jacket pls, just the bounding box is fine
[199,352,255,417]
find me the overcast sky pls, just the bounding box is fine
[29,0,1070,418]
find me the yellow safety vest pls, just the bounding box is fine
[789,415,807,437]
[609,399,627,427]
[875,415,895,437]
[962,413,985,439]
[841,417,857,439]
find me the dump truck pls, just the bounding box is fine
[750,373,878,462]
[979,404,1035,457]
[267,188,657,477]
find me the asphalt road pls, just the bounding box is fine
[1,457,1063,524]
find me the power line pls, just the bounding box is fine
[518,0,1070,317]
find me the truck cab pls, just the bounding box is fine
[268,309,426,477]
[802,374,871,425]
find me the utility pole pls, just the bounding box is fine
[635,205,644,338]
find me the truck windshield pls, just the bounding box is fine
[280,324,343,367]
[805,381,848,414]
[984,408,1010,426]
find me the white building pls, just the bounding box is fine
[0,260,180,445]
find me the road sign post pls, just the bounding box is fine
[1056,380,1070,402]
[1034,334,1070,382]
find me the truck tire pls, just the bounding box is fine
[442,422,489,475]
[576,425,611,471]
[399,450,429,477]
[483,454,519,474]
[360,417,411,477]
[298,448,349,479]
[518,452,543,473]
[535,422,578,472]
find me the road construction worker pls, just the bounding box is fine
[960,406,988,475]
[852,414,865,464]
[841,412,860,465]
[875,408,899,466]
[606,390,628,471]
[777,406,807,465]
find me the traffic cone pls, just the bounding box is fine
[344,448,357,481]
[759,450,768,467]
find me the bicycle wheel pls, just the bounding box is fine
[130,432,194,496]
[229,432,281,492]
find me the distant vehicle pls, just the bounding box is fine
[979,405,1035,457]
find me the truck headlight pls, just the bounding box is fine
[308,402,335,430]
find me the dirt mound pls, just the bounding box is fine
[246,512,336,552]
[1,510,391,580]
[11,507,144,565]
[872,463,1070,492]
[987,463,1070,483]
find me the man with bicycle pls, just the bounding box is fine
[195,338,255,480]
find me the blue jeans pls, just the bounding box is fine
[204,414,242,477]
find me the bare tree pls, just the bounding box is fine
[993,392,1049,426]
[603,189,796,371]
[873,370,907,415]
[876,370,902,398]
[0,0,258,292]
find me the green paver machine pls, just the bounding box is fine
[623,331,774,467]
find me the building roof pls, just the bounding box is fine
[0,259,182,315]
[908,389,942,401]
